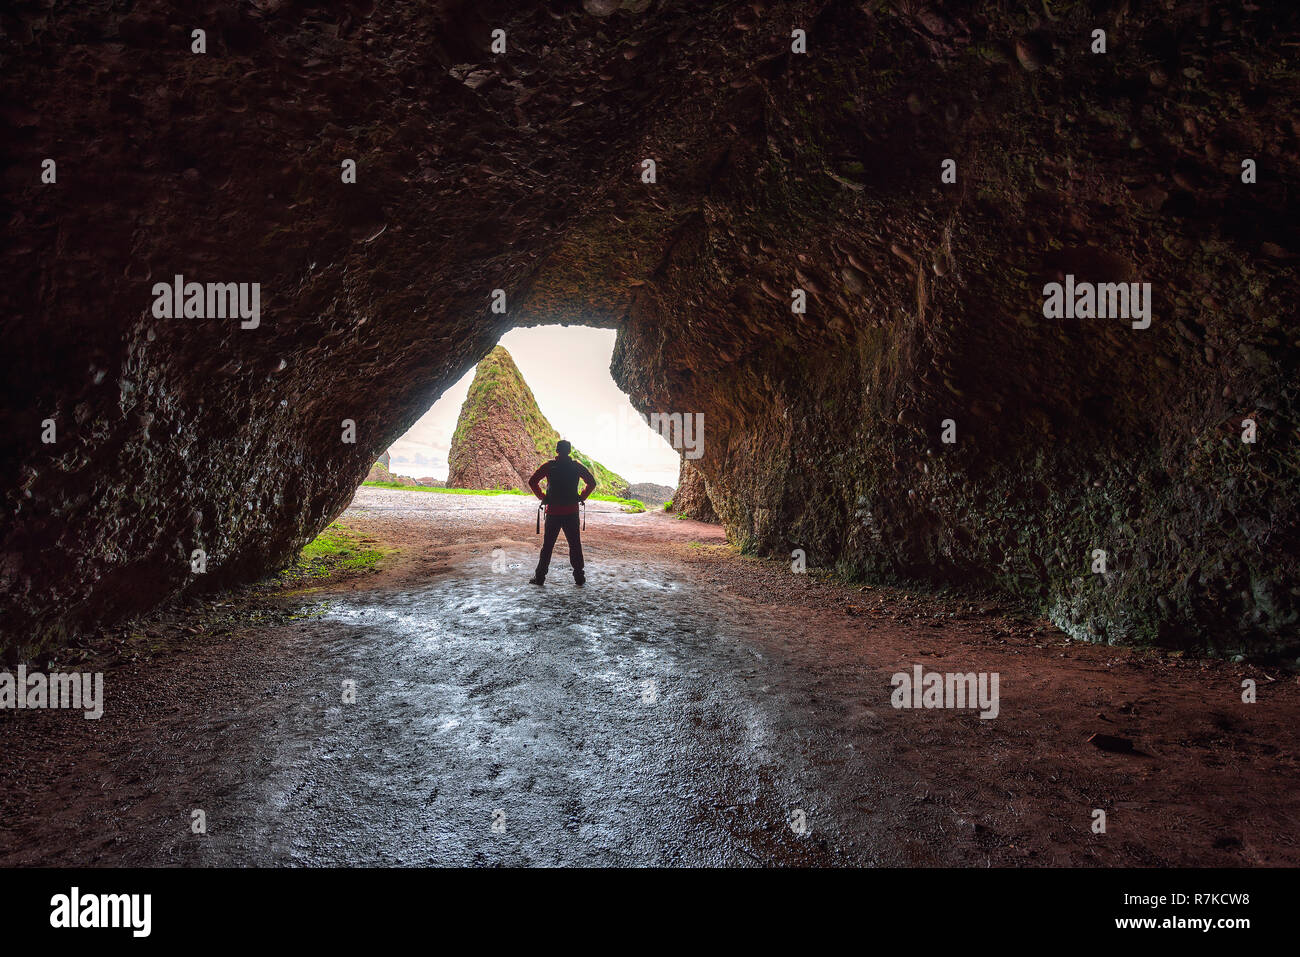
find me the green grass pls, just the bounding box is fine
[361,481,645,512]
[299,523,380,566]
[281,520,389,584]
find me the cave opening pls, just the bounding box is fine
[372,324,682,499]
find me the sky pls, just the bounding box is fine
[387,326,683,488]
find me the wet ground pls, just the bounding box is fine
[2,487,1298,866]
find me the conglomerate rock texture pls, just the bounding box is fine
[672,459,719,523]
[3,1,1298,658]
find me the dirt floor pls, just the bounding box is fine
[1,486,1297,866]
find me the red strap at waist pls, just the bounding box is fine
[546,503,581,516]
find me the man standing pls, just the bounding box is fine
[528,439,595,586]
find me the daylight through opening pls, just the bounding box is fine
[364,325,681,508]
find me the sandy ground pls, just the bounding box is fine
[1,486,1297,866]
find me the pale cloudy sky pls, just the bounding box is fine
[388,326,682,488]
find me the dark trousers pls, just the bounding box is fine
[535,513,583,579]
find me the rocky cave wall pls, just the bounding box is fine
[4,1,1298,658]
[2,0,703,655]
[611,1,1300,656]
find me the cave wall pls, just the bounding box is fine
[611,2,1300,655]
[672,458,718,522]
[1,0,701,655]
[4,1,1298,658]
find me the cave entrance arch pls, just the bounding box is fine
[371,324,683,504]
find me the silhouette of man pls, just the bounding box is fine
[528,439,595,586]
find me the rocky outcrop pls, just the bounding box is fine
[3,2,1298,658]
[447,347,627,495]
[364,462,416,486]
[671,461,718,523]
[627,482,674,507]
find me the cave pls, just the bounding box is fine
[2,0,1299,887]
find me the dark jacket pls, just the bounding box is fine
[529,456,596,515]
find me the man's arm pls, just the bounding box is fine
[576,463,596,502]
[528,461,550,501]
